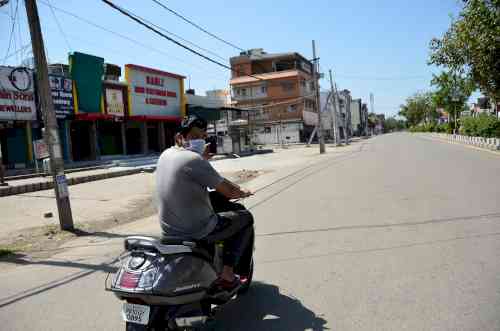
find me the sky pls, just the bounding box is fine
[1,0,465,117]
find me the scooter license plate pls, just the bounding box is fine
[122,303,150,325]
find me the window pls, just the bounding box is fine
[287,104,298,113]
[305,100,314,109]
[241,88,247,96]
[264,127,271,133]
[260,85,267,94]
[281,82,295,92]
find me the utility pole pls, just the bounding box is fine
[25,0,74,230]
[328,70,339,145]
[312,40,325,154]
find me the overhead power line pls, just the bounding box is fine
[101,0,233,71]
[150,0,245,52]
[36,0,227,80]
[46,0,72,52]
[3,0,19,64]
[101,0,266,82]
[124,5,227,62]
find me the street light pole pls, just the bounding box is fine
[25,0,74,230]
[312,40,325,154]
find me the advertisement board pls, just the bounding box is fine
[104,85,125,117]
[125,64,184,118]
[34,139,49,159]
[49,75,74,119]
[0,66,36,121]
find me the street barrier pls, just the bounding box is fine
[420,133,500,151]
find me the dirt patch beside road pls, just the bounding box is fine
[0,170,261,261]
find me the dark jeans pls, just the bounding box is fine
[203,191,254,268]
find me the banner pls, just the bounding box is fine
[49,75,74,119]
[125,64,183,118]
[0,66,36,121]
[104,86,125,117]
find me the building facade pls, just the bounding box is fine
[0,66,38,170]
[230,49,316,145]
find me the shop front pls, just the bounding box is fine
[0,66,37,170]
[99,81,128,157]
[125,64,185,154]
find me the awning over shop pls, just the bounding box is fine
[187,105,252,122]
[74,113,115,121]
[128,115,182,123]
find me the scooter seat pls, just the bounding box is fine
[124,236,193,255]
[161,236,203,246]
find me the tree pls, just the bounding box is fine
[429,0,500,102]
[383,117,406,133]
[431,71,475,132]
[398,92,437,127]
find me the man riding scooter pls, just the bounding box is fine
[155,115,254,293]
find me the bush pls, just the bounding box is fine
[460,115,500,138]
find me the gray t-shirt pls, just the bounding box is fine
[155,147,224,239]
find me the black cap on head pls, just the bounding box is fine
[179,115,207,136]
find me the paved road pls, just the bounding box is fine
[1,133,500,331]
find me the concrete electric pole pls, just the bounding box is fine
[312,40,325,154]
[328,70,339,146]
[25,0,74,230]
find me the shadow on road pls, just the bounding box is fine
[210,282,328,331]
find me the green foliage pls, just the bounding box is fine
[399,92,437,127]
[383,117,406,133]
[429,0,500,101]
[410,114,500,137]
[460,114,500,137]
[431,71,475,120]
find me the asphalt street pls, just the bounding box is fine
[1,133,500,331]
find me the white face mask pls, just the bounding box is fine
[185,139,206,155]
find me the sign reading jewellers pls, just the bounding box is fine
[0,66,36,121]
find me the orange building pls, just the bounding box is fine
[230,49,316,144]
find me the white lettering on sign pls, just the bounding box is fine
[0,66,36,121]
[125,65,182,117]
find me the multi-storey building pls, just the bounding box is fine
[230,49,316,145]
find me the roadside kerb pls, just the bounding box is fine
[420,133,500,151]
[0,168,145,197]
